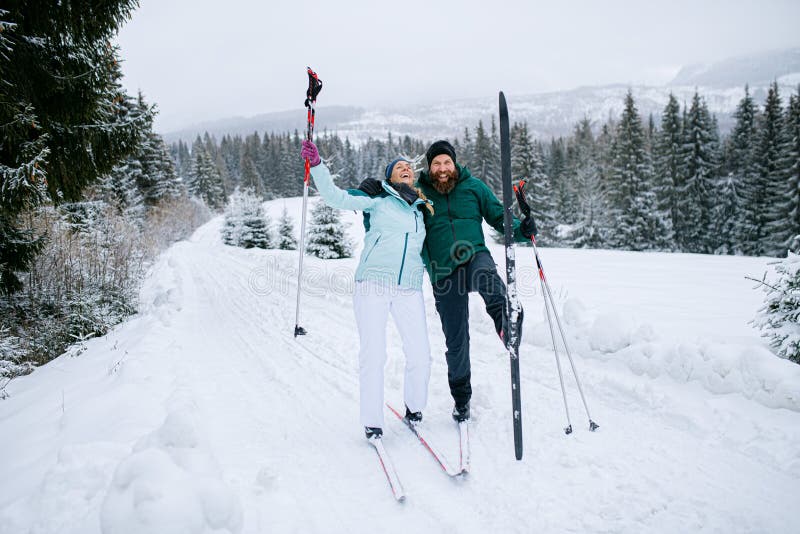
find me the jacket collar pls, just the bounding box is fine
[382,180,432,208]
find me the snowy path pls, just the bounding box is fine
[1,200,799,533]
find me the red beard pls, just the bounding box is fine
[430,168,458,194]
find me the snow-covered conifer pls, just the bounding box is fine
[306,200,352,259]
[754,251,800,364]
[277,206,298,250]
[222,189,272,249]
[606,91,667,250]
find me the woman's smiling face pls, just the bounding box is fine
[389,160,415,186]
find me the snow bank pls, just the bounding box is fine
[100,408,242,534]
[532,297,800,412]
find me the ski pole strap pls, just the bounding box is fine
[304,67,322,109]
[514,179,531,218]
[303,66,322,183]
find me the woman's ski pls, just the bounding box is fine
[367,436,405,502]
[387,404,465,476]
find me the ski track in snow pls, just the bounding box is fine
[1,198,799,533]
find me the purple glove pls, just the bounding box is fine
[301,140,321,167]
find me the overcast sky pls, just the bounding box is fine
[115,0,800,133]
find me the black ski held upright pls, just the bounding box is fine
[499,91,523,461]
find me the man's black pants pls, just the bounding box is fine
[432,251,523,407]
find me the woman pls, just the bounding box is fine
[301,139,434,441]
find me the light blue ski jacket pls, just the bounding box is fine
[310,162,430,290]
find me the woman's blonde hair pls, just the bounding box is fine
[416,188,434,215]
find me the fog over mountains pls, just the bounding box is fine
[164,48,800,145]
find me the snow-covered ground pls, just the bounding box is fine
[1,196,799,533]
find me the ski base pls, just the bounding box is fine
[368,436,405,502]
[499,90,524,461]
[386,404,462,477]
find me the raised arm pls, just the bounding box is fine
[302,140,379,211]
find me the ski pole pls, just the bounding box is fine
[514,181,599,433]
[294,66,322,337]
[530,235,598,431]
[533,236,573,434]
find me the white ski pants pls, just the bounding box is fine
[353,280,432,429]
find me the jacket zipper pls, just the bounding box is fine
[397,233,409,285]
[398,205,422,285]
[446,193,457,240]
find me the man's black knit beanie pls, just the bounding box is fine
[425,140,457,167]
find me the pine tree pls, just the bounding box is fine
[459,127,474,170]
[152,136,185,202]
[219,135,237,188]
[262,133,281,196]
[131,94,183,207]
[753,252,800,364]
[0,1,147,294]
[473,121,500,194]
[654,93,682,248]
[338,138,358,189]
[239,190,271,249]
[222,188,271,248]
[282,132,304,198]
[172,140,192,183]
[240,133,263,198]
[711,175,741,254]
[547,137,568,240]
[606,91,667,250]
[765,82,800,256]
[510,123,555,242]
[756,82,793,256]
[679,92,719,253]
[786,86,800,252]
[567,119,609,248]
[306,200,352,259]
[726,87,759,254]
[103,156,146,225]
[222,190,245,246]
[189,137,226,210]
[277,205,297,250]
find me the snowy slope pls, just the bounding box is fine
[1,196,799,534]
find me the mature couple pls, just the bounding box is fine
[300,139,536,440]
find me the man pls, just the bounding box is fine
[359,140,536,422]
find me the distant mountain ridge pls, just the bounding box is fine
[669,47,800,88]
[163,48,800,145]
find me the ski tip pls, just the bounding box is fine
[499,91,506,105]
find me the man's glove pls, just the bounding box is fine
[520,216,537,239]
[300,139,321,167]
[514,180,538,239]
[357,178,383,196]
